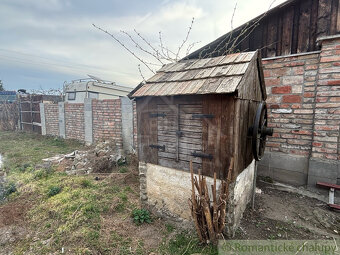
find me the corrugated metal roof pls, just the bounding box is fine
[130,51,256,97]
[0,91,16,95]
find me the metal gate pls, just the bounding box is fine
[18,94,42,134]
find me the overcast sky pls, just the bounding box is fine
[0,0,286,91]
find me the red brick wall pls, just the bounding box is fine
[44,104,59,136]
[263,37,340,161]
[313,38,340,160]
[92,99,122,147]
[65,103,85,140]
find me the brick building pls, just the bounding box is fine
[186,0,340,188]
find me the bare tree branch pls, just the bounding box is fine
[175,17,195,60]
[92,23,156,74]
[138,64,146,82]
[121,30,164,65]
[186,40,201,56]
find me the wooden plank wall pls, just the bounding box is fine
[157,101,203,171]
[232,59,264,179]
[187,0,339,59]
[19,95,42,134]
[232,100,259,180]
[136,97,158,165]
[202,94,235,180]
[136,95,236,180]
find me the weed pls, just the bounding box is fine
[124,186,132,193]
[118,192,128,202]
[83,203,100,219]
[80,179,92,188]
[111,185,120,193]
[132,209,152,225]
[33,169,46,180]
[262,176,274,183]
[119,166,128,173]
[163,231,217,255]
[115,202,126,213]
[87,230,100,241]
[18,163,32,172]
[5,182,17,196]
[47,186,61,197]
[50,137,67,147]
[267,234,276,240]
[256,222,265,227]
[34,167,54,180]
[165,223,175,233]
[117,157,126,166]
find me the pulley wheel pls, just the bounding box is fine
[251,102,273,161]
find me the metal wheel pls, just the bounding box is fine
[251,102,273,161]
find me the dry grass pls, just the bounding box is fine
[0,131,215,255]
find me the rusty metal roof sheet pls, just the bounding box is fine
[130,51,257,97]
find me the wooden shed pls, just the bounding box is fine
[130,50,267,181]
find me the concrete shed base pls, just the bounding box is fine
[139,160,255,237]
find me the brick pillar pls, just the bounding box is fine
[308,35,340,187]
[58,102,66,138]
[84,98,93,144]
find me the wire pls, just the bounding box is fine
[0,52,138,77]
[0,48,98,69]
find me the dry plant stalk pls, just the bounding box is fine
[189,158,234,244]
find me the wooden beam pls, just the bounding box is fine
[337,0,340,32]
[297,0,312,53]
[330,0,340,33]
[291,2,301,54]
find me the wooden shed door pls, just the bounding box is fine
[156,103,203,171]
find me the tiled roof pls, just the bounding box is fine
[130,51,256,98]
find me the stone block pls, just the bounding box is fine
[273,168,307,186]
[308,158,338,179]
[270,153,308,174]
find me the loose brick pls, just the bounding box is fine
[292,130,312,135]
[282,76,303,85]
[320,55,340,63]
[315,125,339,131]
[272,86,292,94]
[265,78,280,86]
[303,92,314,98]
[318,79,340,86]
[330,97,340,102]
[282,95,302,103]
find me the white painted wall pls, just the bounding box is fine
[141,160,255,236]
[64,81,132,103]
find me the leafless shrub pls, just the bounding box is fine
[0,102,19,131]
[29,87,63,96]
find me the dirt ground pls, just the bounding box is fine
[0,198,31,254]
[234,180,340,240]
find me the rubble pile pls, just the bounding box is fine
[42,141,126,175]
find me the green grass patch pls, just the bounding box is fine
[0,131,218,254]
[0,131,83,170]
